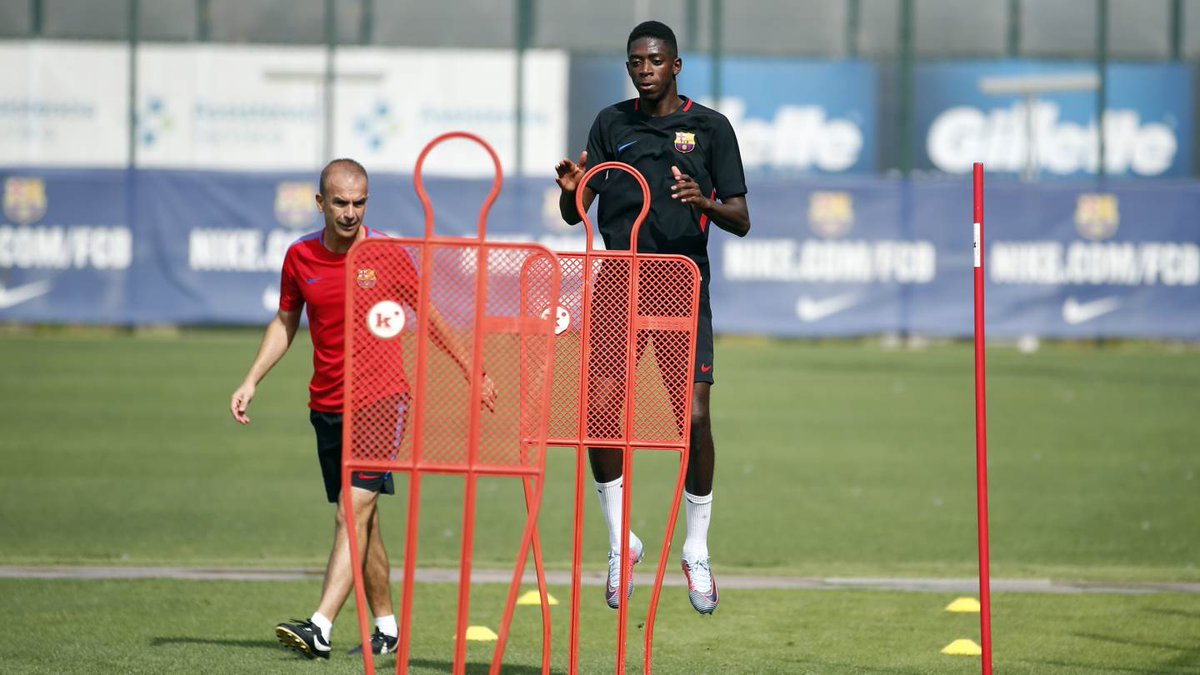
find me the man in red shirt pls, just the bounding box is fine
[230,159,495,659]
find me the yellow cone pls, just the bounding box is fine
[941,639,982,656]
[517,590,559,606]
[945,597,981,613]
[464,626,499,642]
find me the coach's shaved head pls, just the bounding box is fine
[319,158,368,194]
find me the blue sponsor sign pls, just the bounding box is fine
[1,168,1197,340]
[0,171,132,324]
[915,60,1193,179]
[568,55,879,175]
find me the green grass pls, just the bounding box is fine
[1,330,1199,673]
[3,578,1198,674]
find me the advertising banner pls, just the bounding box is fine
[567,55,878,175]
[0,41,129,167]
[136,45,325,171]
[915,60,1193,179]
[1,41,566,176]
[0,171,132,323]
[0,168,1196,340]
[331,48,567,177]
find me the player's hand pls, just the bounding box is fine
[670,166,712,210]
[231,383,256,425]
[555,150,589,192]
[480,373,498,412]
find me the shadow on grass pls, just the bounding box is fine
[1018,661,1198,675]
[1144,607,1200,621]
[781,656,925,675]
[1017,632,1200,674]
[148,639,559,673]
[407,660,556,675]
[150,637,281,651]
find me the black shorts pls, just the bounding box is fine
[589,261,715,385]
[694,289,714,384]
[310,395,409,504]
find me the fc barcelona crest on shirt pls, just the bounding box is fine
[356,268,378,289]
[674,131,696,154]
[4,177,48,226]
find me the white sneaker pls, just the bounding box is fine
[681,557,719,615]
[604,537,645,609]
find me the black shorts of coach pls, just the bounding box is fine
[310,393,411,504]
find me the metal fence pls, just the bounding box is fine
[1,0,1198,177]
[2,1,1200,58]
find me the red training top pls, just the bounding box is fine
[279,228,417,412]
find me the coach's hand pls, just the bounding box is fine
[670,166,712,210]
[230,383,256,425]
[480,373,498,412]
[555,150,589,192]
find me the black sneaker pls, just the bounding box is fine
[275,619,331,660]
[347,628,399,656]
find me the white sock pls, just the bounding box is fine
[310,611,333,641]
[682,491,713,562]
[595,477,640,552]
[374,614,398,638]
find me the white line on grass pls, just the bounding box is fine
[1,566,1197,595]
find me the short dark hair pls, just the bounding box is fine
[319,158,368,194]
[627,21,678,57]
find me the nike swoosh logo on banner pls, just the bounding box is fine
[0,280,52,310]
[1062,296,1121,325]
[616,140,639,154]
[795,292,861,322]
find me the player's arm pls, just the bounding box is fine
[670,166,751,237]
[424,307,498,412]
[555,150,595,225]
[230,308,302,425]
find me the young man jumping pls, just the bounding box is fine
[554,20,752,615]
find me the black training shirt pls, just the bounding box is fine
[584,96,747,285]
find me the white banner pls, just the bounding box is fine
[136,44,325,170]
[0,41,567,176]
[0,41,129,167]
[330,48,567,177]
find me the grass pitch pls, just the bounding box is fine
[1,329,1197,673]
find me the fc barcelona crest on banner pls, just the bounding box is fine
[4,177,48,226]
[274,181,317,229]
[356,268,378,289]
[1074,193,1119,241]
[808,191,855,239]
[673,131,696,154]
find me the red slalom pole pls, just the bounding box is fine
[972,162,994,674]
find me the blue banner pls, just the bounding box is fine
[568,55,879,176]
[915,60,1193,179]
[1,168,1197,340]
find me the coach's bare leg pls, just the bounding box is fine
[317,486,379,621]
[685,383,714,496]
[363,505,394,618]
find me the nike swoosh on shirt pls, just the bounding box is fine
[795,292,861,322]
[1062,296,1120,325]
[0,280,52,310]
[305,277,322,284]
[616,140,639,154]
